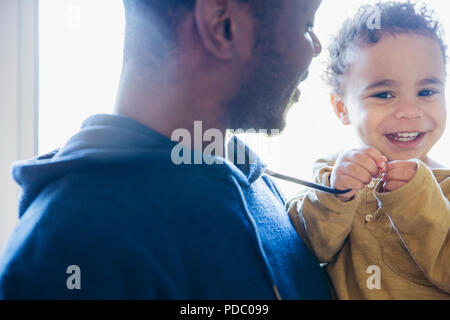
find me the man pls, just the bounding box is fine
[0,0,327,299]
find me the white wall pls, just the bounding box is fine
[0,0,38,251]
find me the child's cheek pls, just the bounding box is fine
[357,111,378,142]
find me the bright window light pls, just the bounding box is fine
[38,0,125,153]
[39,0,450,199]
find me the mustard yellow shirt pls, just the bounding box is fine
[288,156,450,300]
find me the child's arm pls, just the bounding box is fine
[288,179,360,263]
[375,160,450,293]
[288,147,387,263]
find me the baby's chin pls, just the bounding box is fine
[359,140,425,162]
[380,149,427,162]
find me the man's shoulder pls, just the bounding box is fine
[52,162,241,210]
[6,161,247,257]
[0,163,275,299]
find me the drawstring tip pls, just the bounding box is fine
[273,285,282,300]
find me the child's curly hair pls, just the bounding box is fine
[325,1,447,96]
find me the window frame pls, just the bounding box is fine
[0,0,38,250]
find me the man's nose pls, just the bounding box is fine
[394,100,424,119]
[311,31,322,57]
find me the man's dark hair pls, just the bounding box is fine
[325,1,447,95]
[122,0,278,65]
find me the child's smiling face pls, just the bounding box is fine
[334,33,447,163]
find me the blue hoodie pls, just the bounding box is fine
[0,114,330,299]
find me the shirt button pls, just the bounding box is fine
[365,214,374,222]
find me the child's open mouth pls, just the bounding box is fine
[385,132,425,148]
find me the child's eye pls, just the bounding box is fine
[372,92,393,99]
[418,89,437,97]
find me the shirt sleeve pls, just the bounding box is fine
[287,161,360,263]
[374,160,450,293]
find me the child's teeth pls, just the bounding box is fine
[390,132,421,141]
[397,132,419,137]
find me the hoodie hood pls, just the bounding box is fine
[12,113,267,218]
[4,113,331,300]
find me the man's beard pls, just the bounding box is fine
[223,36,302,135]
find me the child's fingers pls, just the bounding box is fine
[333,172,366,191]
[361,146,387,170]
[383,167,416,182]
[385,160,417,171]
[383,180,407,192]
[347,149,382,177]
[384,160,417,182]
[340,161,373,184]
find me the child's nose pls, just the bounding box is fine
[394,101,424,119]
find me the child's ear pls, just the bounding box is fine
[330,93,350,125]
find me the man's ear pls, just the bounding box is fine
[330,93,351,125]
[194,0,237,60]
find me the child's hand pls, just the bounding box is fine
[380,160,418,192]
[331,147,387,201]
